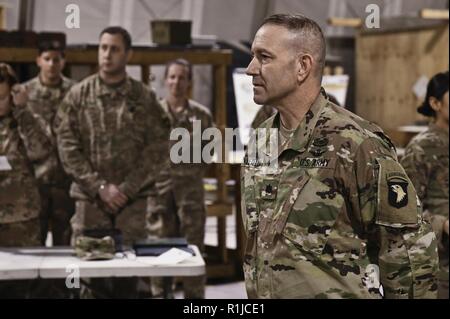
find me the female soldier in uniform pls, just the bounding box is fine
[0,63,52,298]
[401,71,449,299]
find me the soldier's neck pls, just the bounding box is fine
[39,74,62,88]
[278,84,321,130]
[166,96,187,114]
[434,117,449,134]
[99,70,127,86]
[0,110,12,122]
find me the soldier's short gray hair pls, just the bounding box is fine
[260,14,326,78]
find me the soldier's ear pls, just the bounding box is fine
[126,49,133,63]
[296,53,313,84]
[36,56,42,68]
[429,96,441,113]
[60,57,66,70]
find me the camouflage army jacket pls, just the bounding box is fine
[0,107,53,223]
[241,93,439,299]
[55,74,171,201]
[160,98,214,177]
[401,124,449,281]
[24,75,75,132]
[24,75,75,186]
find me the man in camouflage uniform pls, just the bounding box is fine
[55,27,170,298]
[23,40,76,246]
[150,59,213,299]
[401,71,449,299]
[241,14,439,299]
[0,63,53,298]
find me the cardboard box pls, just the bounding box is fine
[151,20,191,45]
[0,31,37,47]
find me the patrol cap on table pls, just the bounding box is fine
[75,236,115,261]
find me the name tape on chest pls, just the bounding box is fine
[298,157,331,168]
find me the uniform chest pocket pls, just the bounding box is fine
[280,169,344,256]
[81,102,104,133]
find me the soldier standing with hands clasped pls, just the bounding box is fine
[23,40,76,246]
[151,59,213,299]
[55,27,171,298]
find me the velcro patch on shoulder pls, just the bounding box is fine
[375,157,419,226]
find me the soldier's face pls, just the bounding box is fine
[98,33,130,75]
[246,24,298,106]
[0,83,12,117]
[165,64,191,99]
[37,51,65,81]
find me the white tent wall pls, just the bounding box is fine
[2,0,448,110]
[2,0,20,30]
[22,0,449,43]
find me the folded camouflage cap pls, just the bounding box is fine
[75,236,115,261]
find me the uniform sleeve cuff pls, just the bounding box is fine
[118,182,137,200]
[86,178,108,199]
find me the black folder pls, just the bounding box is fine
[133,237,195,256]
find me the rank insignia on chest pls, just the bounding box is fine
[260,179,278,200]
[312,137,329,147]
[309,147,327,157]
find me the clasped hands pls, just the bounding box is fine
[98,183,128,214]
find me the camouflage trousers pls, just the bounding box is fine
[71,198,151,299]
[149,177,206,299]
[39,183,75,246]
[438,279,449,299]
[0,218,41,298]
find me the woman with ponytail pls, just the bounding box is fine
[401,70,449,299]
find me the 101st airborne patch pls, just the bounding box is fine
[387,174,409,208]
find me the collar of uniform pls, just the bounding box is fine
[60,75,73,91]
[159,98,174,125]
[95,73,132,98]
[255,90,327,160]
[429,122,449,141]
[36,75,74,96]
[276,91,327,157]
[0,114,13,129]
[28,76,41,88]
[159,98,170,114]
[36,75,63,90]
[160,98,191,123]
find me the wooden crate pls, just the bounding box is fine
[0,5,5,29]
[355,22,449,131]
